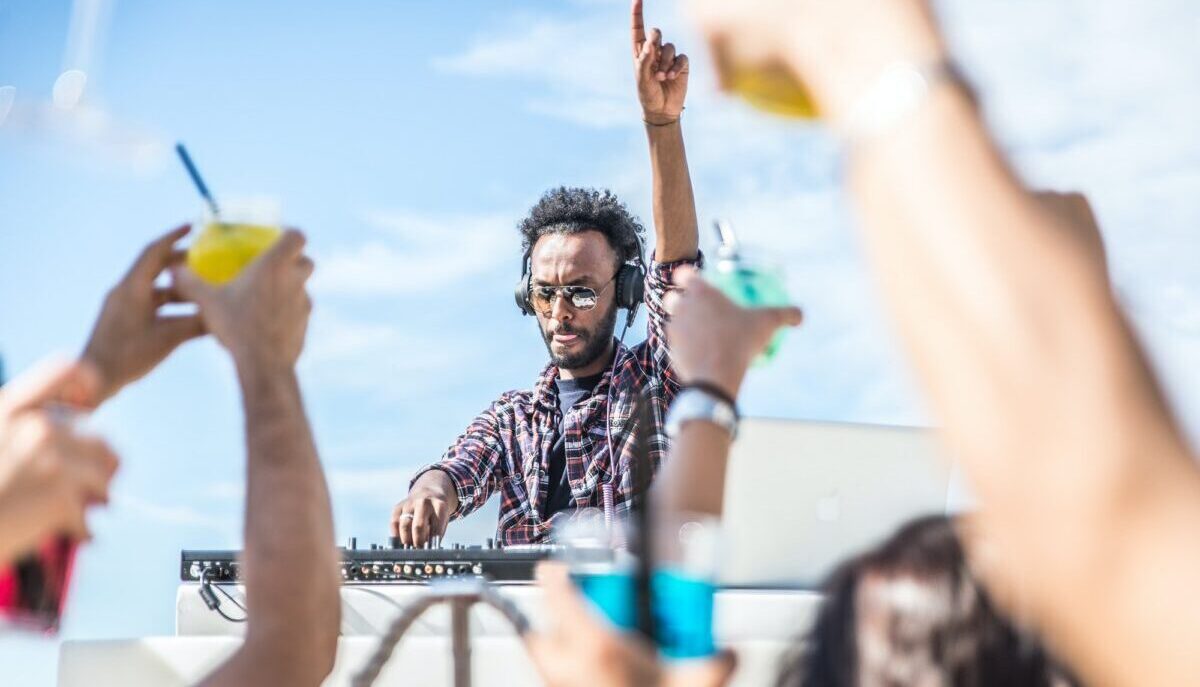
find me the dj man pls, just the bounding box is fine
[391,5,701,546]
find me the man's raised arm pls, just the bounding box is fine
[632,0,699,264]
[177,231,341,687]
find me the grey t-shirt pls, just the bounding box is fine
[544,373,603,519]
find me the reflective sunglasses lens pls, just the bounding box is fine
[532,286,557,312]
[568,287,598,310]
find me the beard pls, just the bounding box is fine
[541,303,619,371]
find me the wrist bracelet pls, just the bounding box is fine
[643,109,683,127]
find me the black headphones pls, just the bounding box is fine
[515,233,647,329]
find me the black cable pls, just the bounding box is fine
[213,581,248,614]
[199,566,248,623]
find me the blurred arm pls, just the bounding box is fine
[199,364,339,687]
[848,80,1200,687]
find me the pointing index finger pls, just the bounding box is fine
[631,0,646,57]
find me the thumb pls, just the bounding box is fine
[0,357,101,415]
[767,305,804,328]
[170,265,215,309]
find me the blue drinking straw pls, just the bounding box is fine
[175,142,221,218]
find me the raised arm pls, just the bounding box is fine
[690,2,1200,685]
[657,267,801,516]
[632,0,699,263]
[177,231,340,687]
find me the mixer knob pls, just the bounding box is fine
[389,536,402,549]
[348,537,358,550]
[486,538,494,549]
[434,564,445,575]
[472,564,483,575]
[423,564,434,575]
[402,564,414,576]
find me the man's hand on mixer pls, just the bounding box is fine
[392,469,458,547]
[525,563,737,687]
[81,225,205,404]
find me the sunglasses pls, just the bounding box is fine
[530,278,615,315]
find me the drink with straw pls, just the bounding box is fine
[174,143,282,285]
[705,220,791,364]
[187,202,282,285]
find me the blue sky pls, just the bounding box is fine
[2,0,1198,683]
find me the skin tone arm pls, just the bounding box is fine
[0,360,117,565]
[175,231,341,687]
[81,225,206,404]
[689,2,1200,685]
[632,0,699,263]
[657,268,801,517]
[0,227,203,566]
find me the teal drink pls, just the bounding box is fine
[652,568,717,659]
[706,220,791,364]
[572,569,636,630]
[571,568,716,659]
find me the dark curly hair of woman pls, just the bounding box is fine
[518,187,646,268]
[776,515,1082,687]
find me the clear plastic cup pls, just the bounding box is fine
[706,248,791,365]
[651,511,719,659]
[186,197,282,285]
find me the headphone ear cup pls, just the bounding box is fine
[615,263,646,310]
[514,272,533,316]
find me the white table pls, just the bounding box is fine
[57,584,822,686]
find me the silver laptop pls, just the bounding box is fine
[718,418,954,588]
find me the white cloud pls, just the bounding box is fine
[299,305,474,400]
[428,0,1200,434]
[117,494,230,531]
[311,210,514,297]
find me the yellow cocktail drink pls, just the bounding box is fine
[186,222,281,285]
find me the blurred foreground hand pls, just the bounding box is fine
[0,359,117,564]
[173,229,314,371]
[82,225,206,403]
[664,266,802,399]
[524,563,737,687]
[687,0,947,123]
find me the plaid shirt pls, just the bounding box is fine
[411,254,700,544]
